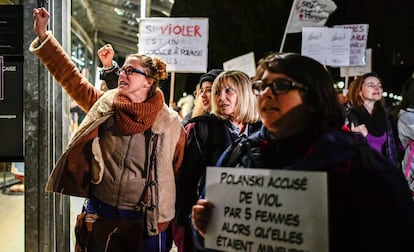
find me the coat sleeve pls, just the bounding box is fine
[173,127,186,175]
[398,112,414,147]
[29,31,102,112]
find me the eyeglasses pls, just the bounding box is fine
[251,79,307,96]
[116,66,147,77]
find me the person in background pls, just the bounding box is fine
[181,83,203,125]
[336,88,348,105]
[397,73,414,199]
[181,69,223,126]
[177,92,195,120]
[191,52,414,252]
[9,162,24,193]
[31,8,185,252]
[345,72,399,166]
[198,69,223,115]
[70,100,86,132]
[173,70,261,251]
[98,43,119,90]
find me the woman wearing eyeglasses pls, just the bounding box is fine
[345,72,399,166]
[30,8,185,252]
[191,53,414,252]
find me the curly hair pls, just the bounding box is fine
[127,54,168,98]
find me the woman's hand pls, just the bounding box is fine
[191,199,214,237]
[32,7,49,41]
[351,122,368,137]
[98,44,115,68]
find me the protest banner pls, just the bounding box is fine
[301,27,352,66]
[223,52,256,78]
[138,17,208,73]
[286,0,337,34]
[340,48,372,88]
[205,167,328,252]
[280,0,337,52]
[138,17,208,105]
[334,24,369,66]
[301,27,327,65]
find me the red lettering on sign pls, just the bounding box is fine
[160,24,202,37]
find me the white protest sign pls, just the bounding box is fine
[340,48,372,77]
[205,167,328,252]
[223,52,256,78]
[302,27,351,66]
[325,27,352,66]
[301,27,327,65]
[138,18,208,73]
[334,24,369,66]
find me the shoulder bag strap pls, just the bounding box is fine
[405,140,414,178]
[135,132,159,211]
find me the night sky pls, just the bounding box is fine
[171,0,414,95]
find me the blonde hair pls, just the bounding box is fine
[211,70,259,123]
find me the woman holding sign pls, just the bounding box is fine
[192,53,414,252]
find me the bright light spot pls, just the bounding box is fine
[114,8,124,16]
[383,92,388,97]
[337,81,345,89]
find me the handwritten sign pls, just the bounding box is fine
[138,18,208,73]
[301,27,327,65]
[325,27,352,66]
[334,24,369,66]
[301,27,351,66]
[340,48,372,77]
[205,167,328,252]
[223,52,256,78]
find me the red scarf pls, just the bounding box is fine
[113,90,164,135]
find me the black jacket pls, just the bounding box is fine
[175,113,261,225]
[196,126,414,252]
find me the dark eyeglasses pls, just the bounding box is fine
[251,79,307,96]
[116,66,147,77]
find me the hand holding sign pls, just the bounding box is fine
[204,167,328,252]
[192,199,214,238]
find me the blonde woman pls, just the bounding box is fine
[173,70,261,251]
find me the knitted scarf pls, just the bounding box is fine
[113,90,164,135]
[354,105,387,136]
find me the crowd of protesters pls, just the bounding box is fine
[30,7,414,252]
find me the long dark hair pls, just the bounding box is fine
[260,52,345,135]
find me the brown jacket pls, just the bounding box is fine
[29,32,185,231]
